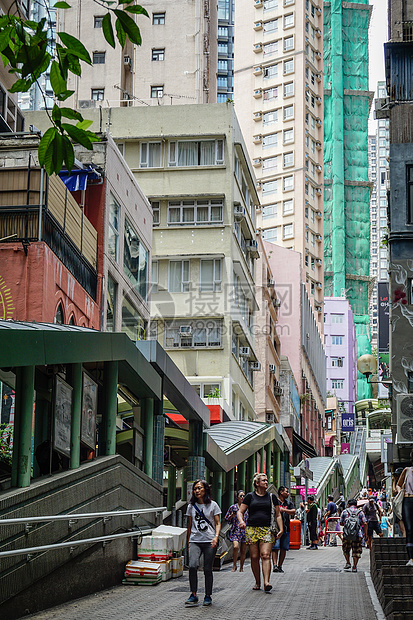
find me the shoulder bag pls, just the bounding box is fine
[192,503,228,557]
[393,470,408,520]
[270,493,280,536]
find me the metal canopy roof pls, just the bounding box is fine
[0,320,162,400]
[137,340,210,427]
[204,421,284,472]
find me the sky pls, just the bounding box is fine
[368,0,388,131]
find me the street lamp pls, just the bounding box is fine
[357,354,378,383]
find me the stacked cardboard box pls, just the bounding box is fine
[122,560,162,586]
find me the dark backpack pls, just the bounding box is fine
[343,509,361,541]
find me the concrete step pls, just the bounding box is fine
[384,597,413,620]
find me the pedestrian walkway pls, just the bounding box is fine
[27,546,381,620]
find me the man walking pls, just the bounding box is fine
[305,495,319,550]
[325,495,338,546]
[363,496,383,549]
[340,498,368,572]
[272,486,296,573]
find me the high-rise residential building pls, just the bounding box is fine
[55,0,218,109]
[324,297,357,419]
[368,82,390,351]
[217,0,235,102]
[323,0,373,399]
[234,0,325,322]
[0,0,27,131]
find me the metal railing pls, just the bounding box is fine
[0,506,166,560]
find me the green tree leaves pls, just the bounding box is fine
[0,0,148,175]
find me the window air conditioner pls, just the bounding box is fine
[396,394,413,443]
[239,346,250,356]
[269,364,276,374]
[266,412,275,424]
[250,361,261,371]
[267,278,275,287]
[179,325,192,335]
[79,100,96,109]
[123,55,132,66]
[273,298,281,307]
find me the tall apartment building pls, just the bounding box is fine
[56,0,218,109]
[0,0,27,131]
[323,0,373,399]
[217,0,235,102]
[369,82,390,350]
[234,0,325,320]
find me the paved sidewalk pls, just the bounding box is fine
[28,546,381,620]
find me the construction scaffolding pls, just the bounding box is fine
[323,0,374,399]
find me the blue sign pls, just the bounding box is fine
[341,412,355,432]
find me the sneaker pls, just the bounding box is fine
[406,559,413,567]
[309,545,318,550]
[352,567,357,573]
[344,563,351,570]
[203,596,212,606]
[277,566,284,573]
[273,565,280,573]
[185,595,199,606]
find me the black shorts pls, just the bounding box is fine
[367,521,382,537]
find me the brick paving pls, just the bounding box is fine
[27,546,380,620]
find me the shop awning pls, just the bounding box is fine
[59,166,101,191]
[292,430,318,458]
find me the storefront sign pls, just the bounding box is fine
[291,484,317,495]
[340,443,351,454]
[341,412,355,432]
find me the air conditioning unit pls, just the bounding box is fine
[250,361,261,371]
[274,386,283,396]
[247,239,260,258]
[316,140,322,149]
[254,21,263,30]
[316,97,322,104]
[316,210,322,218]
[315,187,322,195]
[255,0,263,7]
[254,43,263,53]
[234,204,245,218]
[239,346,250,357]
[269,364,276,374]
[253,157,262,167]
[316,6,322,14]
[273,298,281,307]
[179,325,192,335]
[396,394,413,443]
[266,412,275,424]
[316,234,322,241]
[267,278,275,287]
[254,88,263,98]
[79,100,96,109]
[316,164,322,171]
[253,134,262,144]
[316,28,322,37]
[123,55,132,67]
[254,111,263,121]
[316,281,322,289]
[316,258,322,265]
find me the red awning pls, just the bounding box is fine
[325,434,336,448]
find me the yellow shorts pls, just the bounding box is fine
[245,526,275,544]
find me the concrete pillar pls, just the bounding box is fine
[212,471,223,507]
[33,398,48,478]
[69,363,82,470]
[186,420,205,484]
[152,394,165,485]
[167,464,176,512]
[103,361,118,456]
[13,366,35,488]
[246,453,255,493]
[259,446,265,473]
[227,468,235,506]
[237,461,246,491]
[274,447,281,487]
[142,398,154,479]
[265,442,272,482]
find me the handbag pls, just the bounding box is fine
[393,471,407,520]
[270,493,280,536]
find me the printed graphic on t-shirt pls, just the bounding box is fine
[194,508,210,533]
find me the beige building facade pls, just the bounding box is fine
[57,0,217,109]
[234,0,325,321]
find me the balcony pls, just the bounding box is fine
[0,168,98,300]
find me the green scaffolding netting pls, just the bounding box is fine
[323,0,372,399]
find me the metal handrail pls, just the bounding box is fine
[0,506,166,526]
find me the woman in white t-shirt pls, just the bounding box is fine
[185,480,221,607]
[396,449,413,567]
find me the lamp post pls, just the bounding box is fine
[356,354,378,383]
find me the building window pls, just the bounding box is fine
[167,199,223,225]
[262,133,278,148]
[264,0,278,9]
[168,140,224,166]
[331,379,344,390]
[262,227,278,242]
[284,36,294,51]
[93,51,106,64]
[165,319,222,348]
[153,12,165,24]
[331,314,344,323]
[263,156,278,171]
[284,105,294,119]
[263,63,279,79]
[91,88,104,101]
[55,303,64,325]
[152,48,165,61]
[331,357,343,367]
[263,203,278,218]
[262,180,278,195]
[284,128,294,143]
[283,152,293,167]
[200,259,222,292]
[263,41,278,57]
[283,175,293,191]
[151,201,160,226]
[407,165,413,223]
[264,18,278,32]
[151,261,158,294]
[283,199,293,215]
[122,296,146,342]
[94,16,103,27]
[151,85,164,98]
[108,194,120,262]
[283,223,293,239]
[332,335,343,345]
[124,217,148,300]
[169,260,190,292]
[263,110,278,125]
[284,81,294,97]
[263,87,278,101]
[284,13,294,27]
[140,142,161,168]
[106,275,117,332]
[284,59,294,74]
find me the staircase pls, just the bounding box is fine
[371,538,413,620]
[350,426,367,482]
